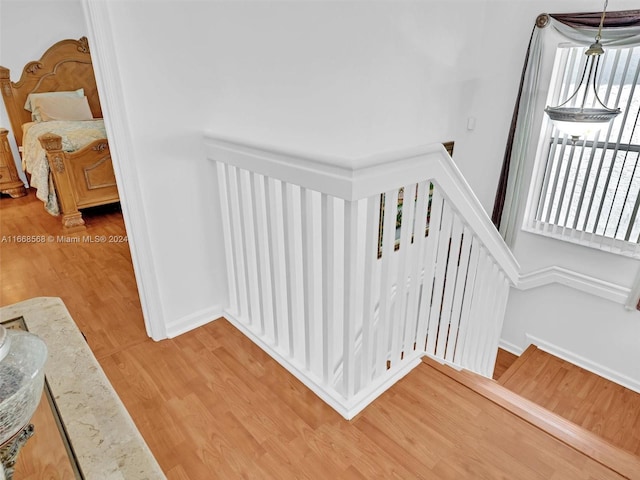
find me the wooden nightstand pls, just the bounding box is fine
[0,128,26,198]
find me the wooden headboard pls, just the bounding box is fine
[0,37,103,147]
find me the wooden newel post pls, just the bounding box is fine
[38,133,85,228]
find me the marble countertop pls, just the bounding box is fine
[0,297,166,480]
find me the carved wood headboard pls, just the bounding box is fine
[0,37,103,147]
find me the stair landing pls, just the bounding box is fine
[496,345,640,458]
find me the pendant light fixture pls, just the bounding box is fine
[544,0,621,143]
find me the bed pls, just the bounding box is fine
[0,37,118,228]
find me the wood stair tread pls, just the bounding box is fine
[497,344,538,386]
[496,344,640,458]
[423,355,640,480]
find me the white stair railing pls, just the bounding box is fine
[206,136,519,419]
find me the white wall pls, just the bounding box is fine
[503,285,640,391]
[0,0,87,184]
[105,0,502,202]
[0,0,86,73]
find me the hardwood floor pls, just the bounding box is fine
[499,345,640,459]
[0,190,148,360]
[493,347,518,380]
[1,190,637,479]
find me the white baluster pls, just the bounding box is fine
[475,261,500,376]
[376,189,399,377]
[228,166,250,322]
[252,173,274,339]
[402,180,430,360]
[452,239,480,366]
[415,187,445,351]
[239,169,262,330]
[301,187,317,372]
[333,200,346,393]
[461,250,492,372]
[216,162,238,316]
[483,275,510,376]
[444,226,473,363]
[343,199,360,397]
[425,201,454,356]
[321,194,335,387]
[360,194,381,388]
[266,177,288,353]
[283,183,305,363]
[434,214,464,359]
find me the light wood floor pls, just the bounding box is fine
[0,190,635,479]
[493,347,518,380]
[498,345,640,458]
[0,190,148,360]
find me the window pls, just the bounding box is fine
[526,44,640,257]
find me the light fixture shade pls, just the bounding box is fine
[543,1,622,142]
[545,105,621,139]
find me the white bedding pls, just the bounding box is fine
[22,120,107,215]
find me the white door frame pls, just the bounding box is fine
[82,0,166,340]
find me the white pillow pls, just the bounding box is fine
[31,96,93,122]
[24,89,85,120]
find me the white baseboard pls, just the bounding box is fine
[498,339,524,356]
[517,266,631,305]
[525,334,640,394]
[165,304,224,338]
[345,354,423,419]
[223,310,422,420]
[223,311,352,418]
